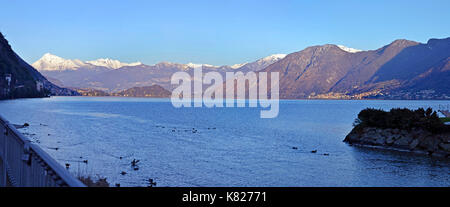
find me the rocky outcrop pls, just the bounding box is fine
[344,127,450,158]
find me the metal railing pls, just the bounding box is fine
[0,114,85,187]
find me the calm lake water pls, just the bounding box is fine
[0,97,449,187]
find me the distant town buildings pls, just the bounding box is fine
[307,89,450,100]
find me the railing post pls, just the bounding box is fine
[0,115,85,187]
[21,142,31,186]
[2,126,7,186]
[0,126,3,186]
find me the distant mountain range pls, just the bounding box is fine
[33,53,143,71]
[34,53,286,92]
[35,37,449,100]
[4,32,449,100]
[0,32,77,99]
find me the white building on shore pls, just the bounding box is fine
[5,74,11,86]
[36,81,43,92]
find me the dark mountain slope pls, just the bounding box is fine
[262,44,355,98]
[370,38,450,83]
[330,39,419,93]
[0,32,77,99]
[396,57,450,94]
[356,38,450,98]
[259,37,449,99]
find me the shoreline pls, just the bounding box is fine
[346,142,450,160]
[4,95,450,101]
[344,108,450,159]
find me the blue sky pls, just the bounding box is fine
[0,0,449,66]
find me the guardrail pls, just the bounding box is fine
[0,114,85,187]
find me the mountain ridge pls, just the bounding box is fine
[37,53,288,92]
[32,53,143,71]
[260,38,449,99]
[30,37,450,100]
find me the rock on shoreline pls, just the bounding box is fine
[344,127,450,158]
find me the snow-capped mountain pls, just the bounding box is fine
[184,54,287,71]
[237,54,287,72]
[32,53,142,71]
[32,53,87,71]
[186,62,218,69]
[255,54,287,65]
[35,53,289,92]
[33,52,287,72]
[29,38,450,99]
[337,45,362,53]
[86,58,142,69]
[230,62,247,69]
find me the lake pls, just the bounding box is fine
[0,97,449,186]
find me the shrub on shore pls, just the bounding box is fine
[440,117,450,123]
[353,107,450,134]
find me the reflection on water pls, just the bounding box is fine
[0,97,449,186]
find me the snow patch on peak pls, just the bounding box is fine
[337,45,362,53]
[259,54,286,62]
[33,53,87,71]
[268,54,287,59]
[186,63,218,68]
[86,58,142,69]
[186,63,203,68]
[230,54,287,72]
[230,62,248,69]
[42,53,62,60]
